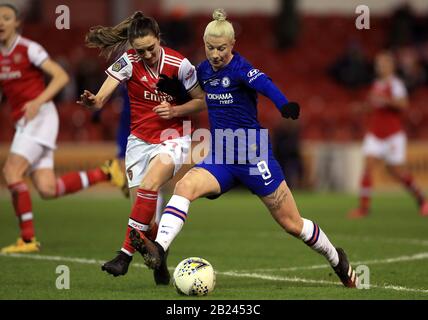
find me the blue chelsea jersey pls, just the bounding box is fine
[197,52,288,163]
[199,52,263,131]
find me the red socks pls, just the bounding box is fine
[8,182,34,241]
[121,189,158,255]
[359,171,372,212]
[398,174,425,206]
[55,168,109,197]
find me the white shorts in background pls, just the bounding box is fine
[13,101,59,149]
[10,101,59,172]
[362,132,407,165]
[125,134,192,188]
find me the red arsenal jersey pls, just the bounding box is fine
[0,35,49,123]
[367,76,407,139]
[106,46,198,144]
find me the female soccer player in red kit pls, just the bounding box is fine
[80,11,205,284]
[0,4,125,253]
[348,51,428,218]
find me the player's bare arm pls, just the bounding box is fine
[369,93,408,110]
[153,84,206,119]
[389,96,408,110]
[77,75,120,111]
[23,58,69,122]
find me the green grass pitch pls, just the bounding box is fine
[1,190,427,300]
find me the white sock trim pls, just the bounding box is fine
[299,218,314,242]
[56,178,66,196]
[20,212,33,222]
[167,195,191,212]
[79,171,89,189]
[128,218,149,231]
[120,248,134,256]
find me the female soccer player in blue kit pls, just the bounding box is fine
[131,9,358,288]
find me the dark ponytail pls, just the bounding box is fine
[85,11,160,60]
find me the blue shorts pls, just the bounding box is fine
[195,152,285,198]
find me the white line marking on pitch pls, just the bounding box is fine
[220,271,428,294]
[334,235,428,248]
[241,252,428,273]
[1,252,428,295]
[0,253,150,269]
[257,233,428,247]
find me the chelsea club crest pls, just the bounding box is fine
[221,76,230,88]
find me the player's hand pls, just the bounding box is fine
[156,74,182,97]
[22,99,43,124]
[77,90,100,111]
[280,102,300,120]
[153,101,176,119]
[369,92,390,108]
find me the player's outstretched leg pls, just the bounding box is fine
[421,201,428,217]
[101,159,128,197]
[33,159,126,200]
[333,248,357,288]
[386,165,428,217]
[262,181,358,288]
[101,251,133,277]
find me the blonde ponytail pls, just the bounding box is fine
[204,8,235,41]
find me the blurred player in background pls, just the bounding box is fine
[116,85,131,167]
[0,4,125,254]
[80,11,205,285]
[348,51,428,219]
[131,9,359,288]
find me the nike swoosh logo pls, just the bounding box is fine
[202,77,217,85]
[161,225,173,229]
[264,180,274,186]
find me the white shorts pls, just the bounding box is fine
[125,134,192,188]
[10,101,59,172]
[362,132,406,165]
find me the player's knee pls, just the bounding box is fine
[2,161,24,184]
[386,165,401,178]
[36,184,57,199]
[365,158,377,172]
[139,176,162,192]
[174,178,198,201]
[2,164,8,180]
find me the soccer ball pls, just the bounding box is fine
[173,257,216,296]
